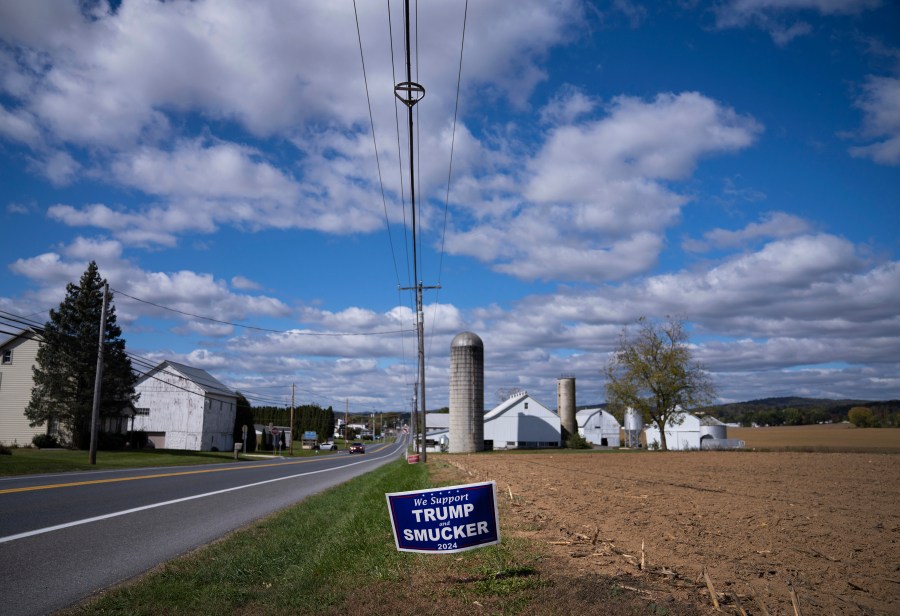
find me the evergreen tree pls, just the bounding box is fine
[25,262,137,449]
[232,392,256,452]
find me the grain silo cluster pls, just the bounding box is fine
[435,331,742,452]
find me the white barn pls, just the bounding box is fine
[425,412,450,434]
[484,393,561,449]
[576,408,621,447]
[0,329,45,446]
[132,361,236,451]
[428,392,561,451]
[644,411,702,451]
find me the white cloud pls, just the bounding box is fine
[539,85,598,125]
[446,91,762,282]
[109,140,299,201]
[684,211,812,252]
[0,0,584,246]
[0,0,579,148]
[31,150,80,186]
[849,75,900,165]
[6,203,31,215]
[0,105,41,145]
[8,238,291,328]
[714,0,881,44]
[231,276,262,291]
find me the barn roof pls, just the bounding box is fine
[576,407,621,428]
[138,360,235,397]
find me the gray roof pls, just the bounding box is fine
[143,360,235,397]
[451,331,483,348]
[0,327,43,348]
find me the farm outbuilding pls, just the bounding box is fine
[699,415,745,449]
[644,411,702,450]
[576,408,621,447]
[132,361,237,451]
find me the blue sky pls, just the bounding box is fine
[1,0,898,414]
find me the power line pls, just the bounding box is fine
[354,0,402,289]
[388,0,413,290]
[429,0,469,358]
[111,288,412,337]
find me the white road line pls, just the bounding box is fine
[0,445,401,545]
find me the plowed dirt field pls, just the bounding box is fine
[443,451,900,615]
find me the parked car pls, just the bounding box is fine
[319,442,336,451]
[348,442,365,454]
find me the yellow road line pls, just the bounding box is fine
[0,457,327,495]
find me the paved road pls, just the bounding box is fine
[0,438,407,615]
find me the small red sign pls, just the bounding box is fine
[407,454,420,464]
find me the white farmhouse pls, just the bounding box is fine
[0,328,45,446]
[576,408,621,447]
[644,411,701,450]
[132,361,236,451]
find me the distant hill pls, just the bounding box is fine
[700,398,899,427]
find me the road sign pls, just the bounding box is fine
[385,481,500,554]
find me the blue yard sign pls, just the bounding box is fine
[385,481,500,554]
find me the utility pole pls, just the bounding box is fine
[395,0,438,463]
[290,383,295,455]
[88,281,109,465]
[345,399,349,449]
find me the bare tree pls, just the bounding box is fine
[605,316,716,451]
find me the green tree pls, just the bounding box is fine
[233,392,255,452]
[25,262,137,449]
[848,406,876,428]
[604,316,716,451]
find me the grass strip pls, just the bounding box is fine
[70,458,430,615]
[0,447,332,477]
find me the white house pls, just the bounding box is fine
[576,408,621,447]
[0,328,45,446]
[132,361,236,451]
[428,392,562,451]
[644,411,702,450]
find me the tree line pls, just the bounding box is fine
[700,398,900,427]
[234,392,335,452]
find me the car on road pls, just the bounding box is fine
[348,442,365,454]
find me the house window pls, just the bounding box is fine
[524,402,529,409]
[1,350,11,365]
[135,408,150,416]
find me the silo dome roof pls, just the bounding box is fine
[451,331,483,348]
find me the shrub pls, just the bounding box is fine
[565,433,592,449]
[848,407,877,428]
[98,432,127,450]
[130,430,149,449]
[32,433,61,449]
[0,443,11,455]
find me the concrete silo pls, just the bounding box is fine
[449,332,484,453]
[557,377,577,442]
